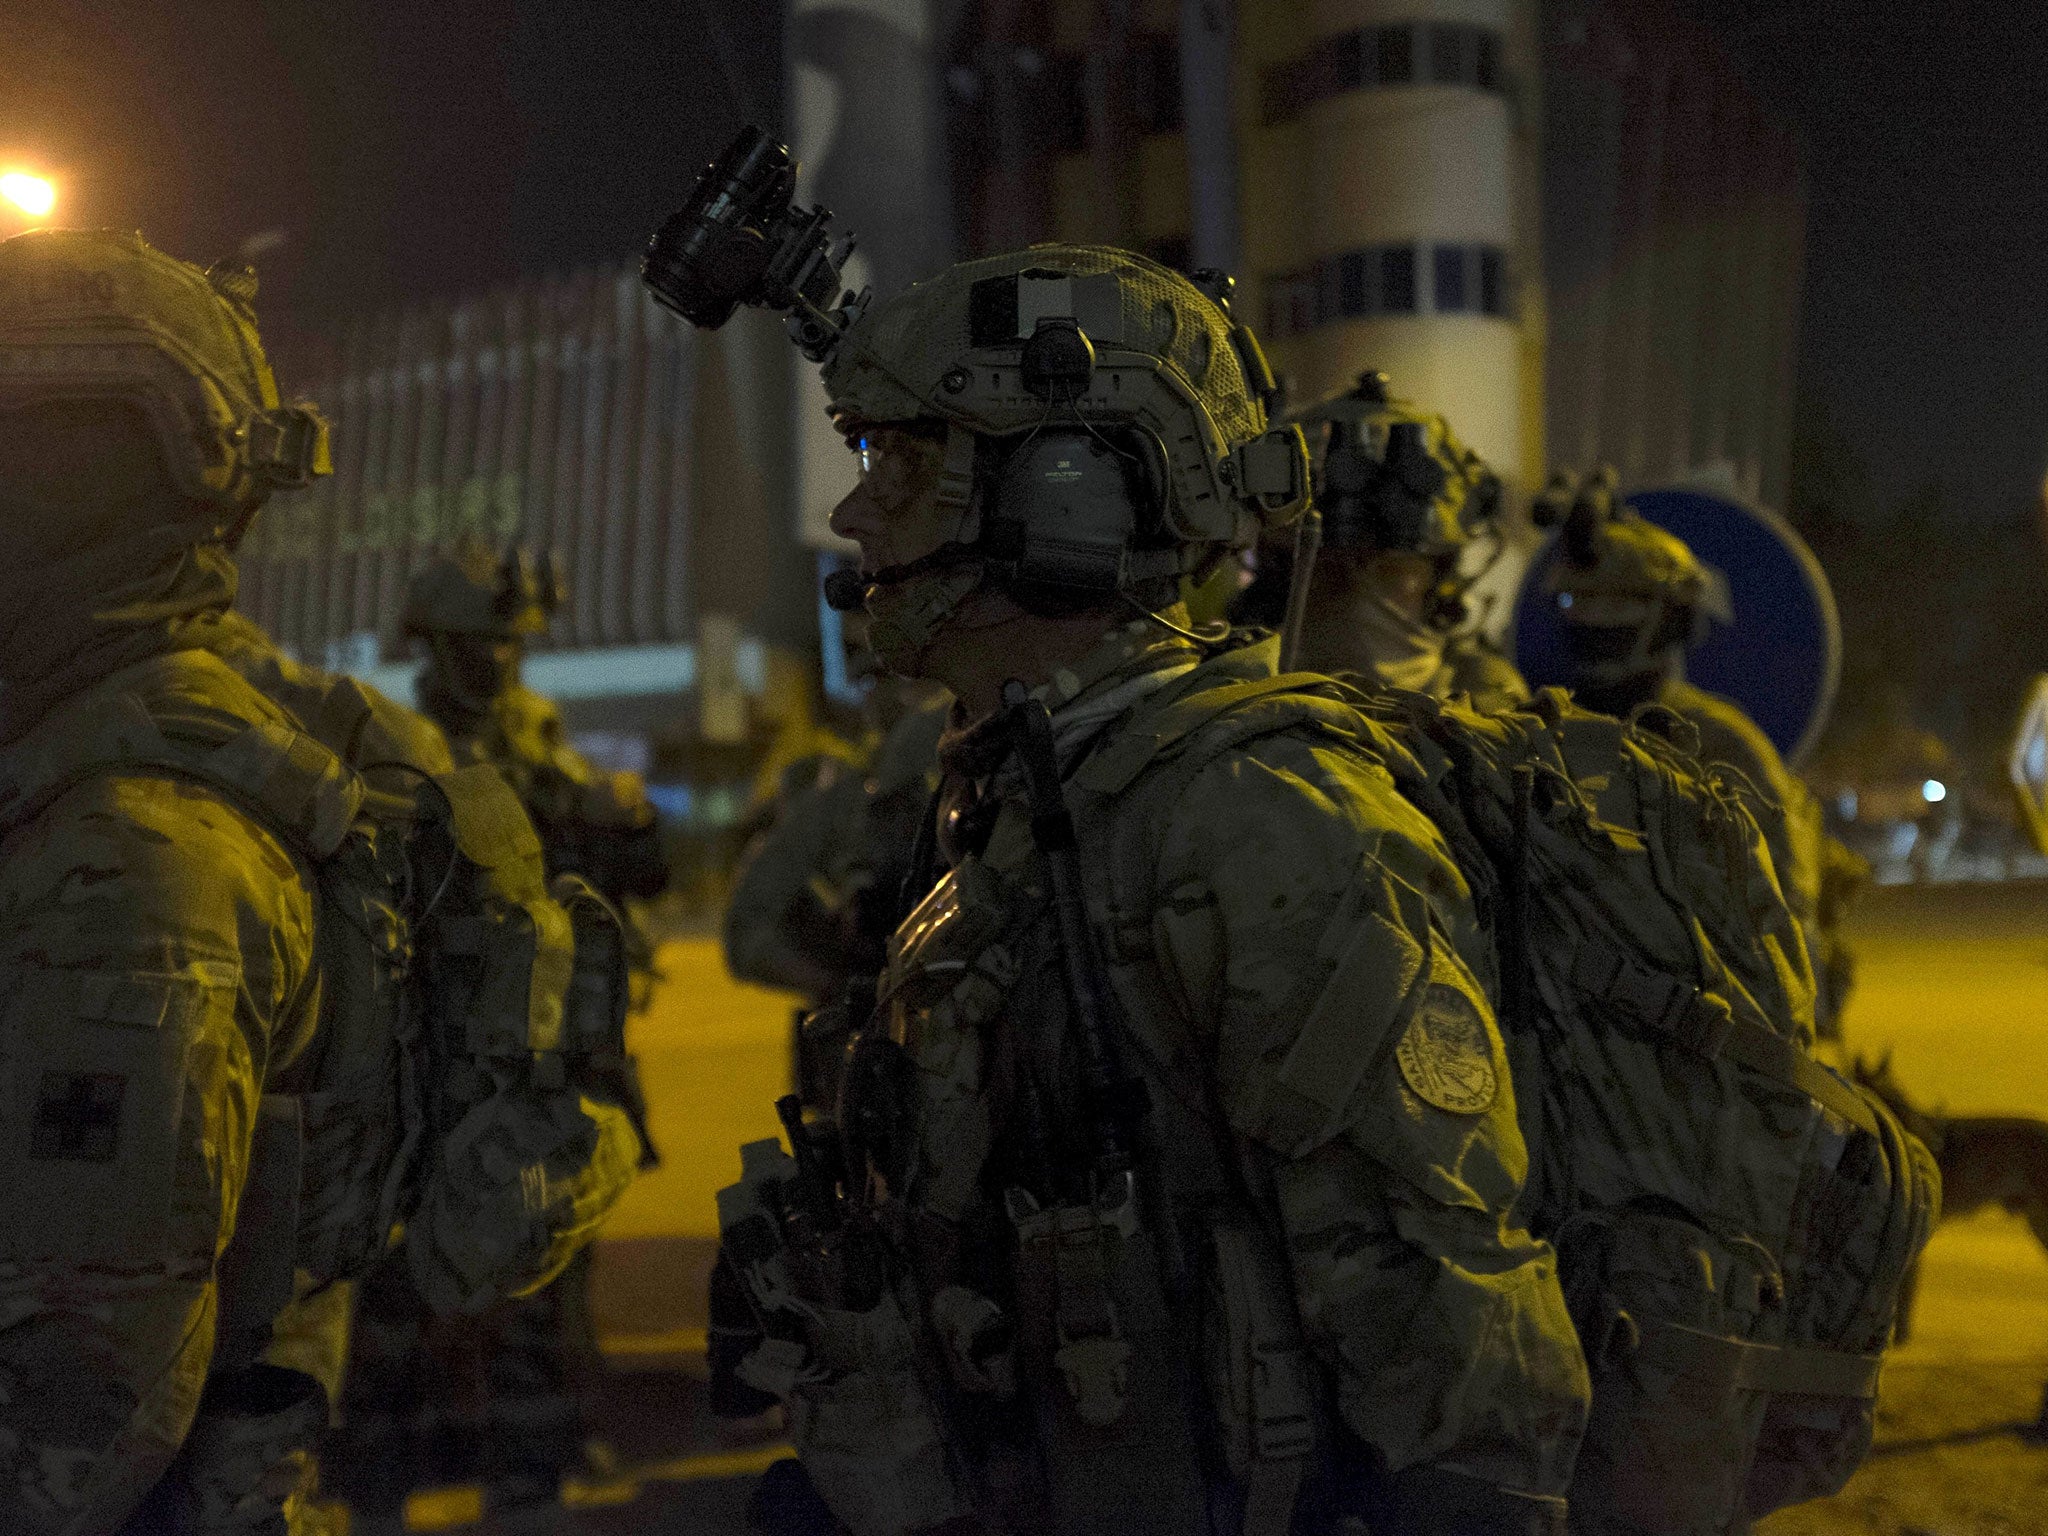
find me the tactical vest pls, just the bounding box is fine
[0,647,624,1342]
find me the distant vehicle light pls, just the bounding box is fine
[1922,778,1947,804]
[0,173,55,219]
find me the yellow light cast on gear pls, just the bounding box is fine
[0,228,332,513]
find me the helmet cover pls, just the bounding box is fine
[1541,468,1734,623]
[402,539,563,641]
[0,228,330,510]
[820,244,1306,560]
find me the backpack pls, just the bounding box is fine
[1354,684,1937,1531]
[1068,654,1936,1533]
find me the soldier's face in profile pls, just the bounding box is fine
[827,424,956,576]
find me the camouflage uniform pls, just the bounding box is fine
[877,623,1588,1531]
[0,230,636,1535]
[712,247,1586,1535]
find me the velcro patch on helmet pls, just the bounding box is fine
[968,270,1122,347]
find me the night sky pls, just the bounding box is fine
[4,0,2044,524]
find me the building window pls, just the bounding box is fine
[1428,24,1467,85]
[1474,30,1502,91]
[1337,250,1371,316]
[1479,247,1505,315]
[1331,29,1368,93]
[1380,246,1417,312]
[1046,56,1087,155]
[1133,36,1183,134]
[1038,38,1182,150]
[1262,242,1512,338]
[1261,21,1506,123]
[1434,244,1469,311]
[1376,25,1415,86]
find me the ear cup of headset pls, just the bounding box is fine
[980,427,1163,613]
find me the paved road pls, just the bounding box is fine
[384,879,2048,1532]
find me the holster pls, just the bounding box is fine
[717,1139,973,1536]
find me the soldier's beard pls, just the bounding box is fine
[862,561,986,678]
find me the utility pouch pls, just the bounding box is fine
[417,765,575,1092]
[1009,1176,1209,1536]
[1205,1222,1316,1536]
[718,1139,972,1536]
[1563,1209,1779,1534]
[552,873,629,1061]
[784,1290,974,1536]
[211,1095,305,1376]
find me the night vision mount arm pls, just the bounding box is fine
[641,125,869,361]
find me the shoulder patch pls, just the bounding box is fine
[1395,977,1498,1115]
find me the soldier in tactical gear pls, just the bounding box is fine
[0,228,640,1536]
[1240,371,1526,710]
[378,539,669,1500]
[403,539,673,915]
[1540,468,1863,1033]
[711,247,1589,1536]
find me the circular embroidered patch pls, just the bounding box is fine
[1395,985,1499,1115]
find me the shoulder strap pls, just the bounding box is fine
[1071,671,1349,798]
[0,650,365,861]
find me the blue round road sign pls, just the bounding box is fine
[1509,486,1842,766]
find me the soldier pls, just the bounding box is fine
[1541,468,1864,1034]
[0,228,639,1534]
[715,248,1588,1535]
[382,542,670,1500]
[403,540,672,916]
[1242,371,1526,710]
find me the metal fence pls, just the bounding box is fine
[239,262,705,668]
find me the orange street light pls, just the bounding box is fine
[1,173,56,220]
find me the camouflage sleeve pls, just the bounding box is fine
[722,767,869,997]
[1154,732,1588,1503]
[0,774,316,1535]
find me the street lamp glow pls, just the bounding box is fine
[1922,778,1947,804]
[1,173,55,219]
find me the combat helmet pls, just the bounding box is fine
[1539,467,1732,620]
[1537,467,1733,682]
[821,246,1308,601]
[401,538,563,642]
[1288,371,1502,560]
[0,228,330,513]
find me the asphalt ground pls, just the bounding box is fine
[349,879,2048,1534]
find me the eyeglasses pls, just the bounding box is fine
[852,426,941,484]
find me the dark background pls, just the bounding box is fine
[4,0,2044,771]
